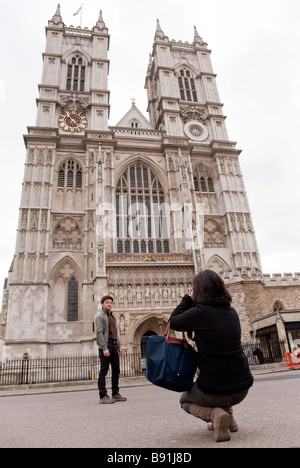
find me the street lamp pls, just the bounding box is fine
[158,311,164,336]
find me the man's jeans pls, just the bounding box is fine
[98,340,120,398]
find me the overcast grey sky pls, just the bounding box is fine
[1,0,300,303]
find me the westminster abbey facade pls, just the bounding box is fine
[1,6,300,359]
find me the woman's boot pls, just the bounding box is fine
[188,403,212,422]
[207,406,238,433]
[211,407,231,442]
[187,404,231,442]
[225,406,238,432]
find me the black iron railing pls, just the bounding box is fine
[0,353,144,387]
[0,340,286,387]
[242,340,286,365]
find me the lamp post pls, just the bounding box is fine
[22,349,29,385]
[158,311,164,336]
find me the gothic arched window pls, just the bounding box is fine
[178,69,198,102]
[58,160,82,189]
[130,120,140,128]
[194,165,214,193]
[116,164,170,254]
[68,277,79,322]
[66,55,86,92]
[50,259,82,323]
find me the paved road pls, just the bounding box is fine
[0,372,299,449]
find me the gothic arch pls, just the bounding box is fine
[204,218,226,248]
[55,154,86,177]
[62,49,91,65]
[192,161,215,177]
[273,300,285,313]
[129,314,169,351]
[49,256,82,283]
[49,256,82,322]
[175,63,199,102]
[174,62,198,76]
[114,154,169,192]
[52,216,84,250]
[115,158,170,254]
[62,50,91,93]
[52,215,84,234]
[206,255,230,274]
[54,156,85,212]
[193,163,215,193]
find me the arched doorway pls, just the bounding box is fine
[141,330,157,357]
[132,315,166,354]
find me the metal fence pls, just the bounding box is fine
[243,340,286,365]
[0,353,145,387]
[0,340,286,387]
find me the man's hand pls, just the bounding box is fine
[103,349,110,357]
[119,349,123,356]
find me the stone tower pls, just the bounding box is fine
[2,9,263,358]
[3,6,111,357]
[145,21,262,274]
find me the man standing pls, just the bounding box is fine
[96,295,127,404]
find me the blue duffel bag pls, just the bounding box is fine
[145,324,198,392]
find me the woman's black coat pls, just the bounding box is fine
[169,295,254,394]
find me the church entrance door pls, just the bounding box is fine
[141,330,157,357]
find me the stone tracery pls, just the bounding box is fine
[53,216,83,250]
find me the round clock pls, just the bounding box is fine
[58,110,88,133]
[184,120,208,142]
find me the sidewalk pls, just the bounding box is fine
[0,361,293,398]
[0,367,299,448]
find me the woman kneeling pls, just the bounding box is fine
[169,270,253,443]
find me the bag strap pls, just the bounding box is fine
[165,322,189,349]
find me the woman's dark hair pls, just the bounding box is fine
[192,269,232,304]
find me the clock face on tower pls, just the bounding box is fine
[183,120,208,142]
[58,110,88,133]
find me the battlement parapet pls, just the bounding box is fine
[221,268,300,286]
[221,267,263,283]
[262,272,300,286]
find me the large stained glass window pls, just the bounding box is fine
[116,164,170,254]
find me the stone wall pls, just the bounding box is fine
[224,271,300,342]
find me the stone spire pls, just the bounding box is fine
[193,25,206,47]
[94,10,108,32]
[155,19,168,41]
[51,3,63,24]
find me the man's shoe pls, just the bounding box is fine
[111,393,127,402]
[99,395,115,404]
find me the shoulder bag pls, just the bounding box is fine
[145,323,198,392]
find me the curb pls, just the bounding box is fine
[0,362,296,398]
